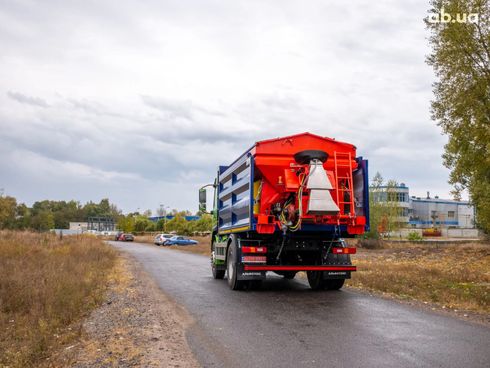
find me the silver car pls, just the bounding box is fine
[154,233,174,246]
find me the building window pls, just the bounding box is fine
[448,211,455,218]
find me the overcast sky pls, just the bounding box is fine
[0,0,455,213]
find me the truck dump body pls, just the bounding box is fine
[208,132,368,290]
[217,132,369,237]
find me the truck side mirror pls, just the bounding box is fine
[199,188,207,212]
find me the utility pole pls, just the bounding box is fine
[160,204,169,232]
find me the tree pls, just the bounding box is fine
[31,210,55,231]
[426,0,490,233]
[165,214,190,235]
[117,215,135,233]
[367,172,404,238]
[0,196,17,229]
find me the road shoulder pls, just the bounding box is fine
[58,252,200,367]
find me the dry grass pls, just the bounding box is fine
[348,243,490,314]
[135,235,212,256]
[0,231,117,368]
[167,237,211,256]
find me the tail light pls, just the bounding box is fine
[332,247,356,254]
[241,256,267,263]
[241,246,267,254]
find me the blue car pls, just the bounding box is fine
[166,236,198,246]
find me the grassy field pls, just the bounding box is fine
[163,236,489,314]
[349,242,490,314]
[0,231,117,368]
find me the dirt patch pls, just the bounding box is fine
[57,254,199,368]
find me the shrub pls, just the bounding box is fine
[407,231,423,241]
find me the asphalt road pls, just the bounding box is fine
[111,241,490,368]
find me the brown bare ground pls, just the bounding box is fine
[0,231,116,368]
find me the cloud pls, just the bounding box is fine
[7,91,49,107]
[0,0,456,212]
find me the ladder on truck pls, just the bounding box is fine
[333,151,355,216]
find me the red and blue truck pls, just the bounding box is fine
[199,132,369,290]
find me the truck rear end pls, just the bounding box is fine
[200,132,369,290]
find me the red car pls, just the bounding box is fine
[115,232,134,241]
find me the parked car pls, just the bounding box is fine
[154,233,174,246]
[116,233,134,242]
[165,236,198,246]
[115,232,123,241]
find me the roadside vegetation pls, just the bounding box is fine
[117,213,213,235]
[0,231,116,367]
[0,196,121,231]
[349,241,490,314]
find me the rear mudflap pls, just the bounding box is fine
[323,270,351,280]
[237,264,266,281]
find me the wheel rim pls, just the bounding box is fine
[227,248,235,281]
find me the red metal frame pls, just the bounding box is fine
[243,265,357,271]
[250,132,366,234]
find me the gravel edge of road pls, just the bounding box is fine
[57,251,200,368]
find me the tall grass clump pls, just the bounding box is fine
[0,231,116,367]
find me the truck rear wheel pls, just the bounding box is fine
[211,243,225,279]
[325,279,345,290]
[282,271,297,280]
[212,262,225,279]
[307,271,326,290]
[227,237,246,290]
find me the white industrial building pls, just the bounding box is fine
[409,196,474,228]
[69,222,88,232]
[371,185,475,229]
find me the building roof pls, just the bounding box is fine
[410,197,471,205]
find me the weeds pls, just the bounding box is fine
[0,231,116,367]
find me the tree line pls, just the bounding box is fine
[0,196,121,231]
[0,195,214,234]
[117,212,213,235]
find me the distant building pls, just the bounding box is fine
[148,215,200,222]
[370,185,475,229]
[87,216,116,232]
[69,222,88,231]
[370,183,410,224]
[409,195,474,228]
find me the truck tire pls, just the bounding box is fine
[248,280,262,290]
[282,271,297,280]
[294,150,329,164]
[307,271,326,290]
[212,262,225,279]
[227,236,246,290]
[211,240,225,279]
[325,279,345,290]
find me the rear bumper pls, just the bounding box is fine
[243,265,356,272]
